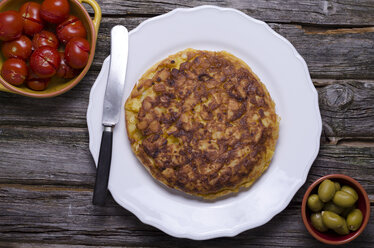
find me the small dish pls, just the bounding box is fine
[0,0,101,98]
[301,174,370,245]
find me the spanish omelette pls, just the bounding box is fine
[125,48,279,199]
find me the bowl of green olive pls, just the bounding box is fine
[301,174,370,245]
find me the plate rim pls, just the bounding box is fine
[87,5,322,240]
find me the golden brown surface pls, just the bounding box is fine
[125,49,279,199]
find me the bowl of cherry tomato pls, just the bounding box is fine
[0,0,101,97]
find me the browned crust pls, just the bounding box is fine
[125,48,279,199]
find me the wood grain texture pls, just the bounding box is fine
[0,123,373,196]
[0,71,98,128]
[0,243,125,248]
[0,183,373,247]
[0,126,373,196]
[1,1,374,247]
[1,80,373,138]
[318,81,374,140]
[0,122,373,247]
[88,18,374,79]
[86,0,374,26]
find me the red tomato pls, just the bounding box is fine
[26,79,50,90]
[56,52,77,78]
[30,46,61,78]
[57,15,87,44]
[40,0,70,24]
[0,11,23,41]
[19,2,45,36]
[1,58,28,85]
[65,37,90,69]
[32,30,59,50]
[1,35,33,60]
[26,69,50,90]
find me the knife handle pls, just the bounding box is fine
[92,127,113,205]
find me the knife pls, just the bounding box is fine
[92,25,129,206]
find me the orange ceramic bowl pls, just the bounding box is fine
[0,0,101,98]
[301,174,370,245]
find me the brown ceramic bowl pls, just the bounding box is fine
[301,174,370,245]
[0,0,101,98]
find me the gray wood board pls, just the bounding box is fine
[0,123,373,199]
[1,79,373,138]
[1,1,374,247]
[90,18,374,79]
[0,183,373,247]
[86,0,374,26]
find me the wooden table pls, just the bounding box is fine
[1,1,373,247]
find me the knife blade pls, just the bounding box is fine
[93,25,129,206]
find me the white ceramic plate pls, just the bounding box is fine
[87,5,322,240]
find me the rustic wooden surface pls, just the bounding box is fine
[1,0,373,247]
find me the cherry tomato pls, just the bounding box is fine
[57,15,87,44]
[26,79,50,90]
[19,2,45,36]
[65,37,90,69]
[30,46,61,78]
[32,30,59,50]
[40,0,70,24]
[26,68,50,90]
[1,58,28,85]
[1,35,33,60]
[56,52,77,78]
[0,11,23,41]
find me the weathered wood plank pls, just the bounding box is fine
[0,70,99,128]
[0,127,95,187]
[1,80,373,139]
[297,144,374,202]
[318,81,374,140]
[90,18,374,79]
[0,1,373,247]
[269,24,374,79]
[86,0,374,26]
[0,243,127,248]
[0,122,373,199]
[0,183,373,247]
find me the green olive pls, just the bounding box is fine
[341,206,355,217]
[323,201,344,214]
[318,179,336,202]
[347,209,363,231]
[333,191,357,208]
[311,212,328,232]
[307,194,324,212]
[321,211,344,229]
[334,181,341,191]
[334,219,350,235]
[341,185,358,201]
